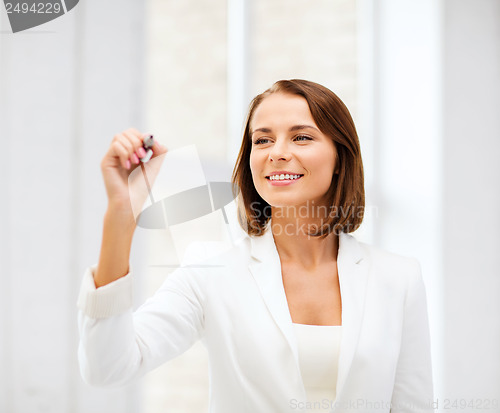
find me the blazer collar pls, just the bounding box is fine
[248,224,369,403]
[249,223,364,265]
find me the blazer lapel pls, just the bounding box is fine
[248,229,300,365]
[247,227,369,402]
[335,232,369,400]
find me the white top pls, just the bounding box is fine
[293,323,342,410]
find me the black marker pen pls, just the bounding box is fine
[140,134,154,163]
[139,134,156,206]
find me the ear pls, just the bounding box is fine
[333,152,340,175]
[333,162,340,175]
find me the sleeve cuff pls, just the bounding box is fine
[77,265,133,319]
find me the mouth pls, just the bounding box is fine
[265,173,304,186]
[265,173,304,181]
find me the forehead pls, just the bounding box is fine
[251,93,317,130]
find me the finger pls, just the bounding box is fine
[116,134,136,158]
[123,130,144,148]
[112,140,134,169]
[124,131,151,162]
[125,127,143,139]
[151,139,168,159]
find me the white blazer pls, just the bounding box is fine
[77,228,434,413]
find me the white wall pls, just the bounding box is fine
[365,0,500,409]
[441,0,500,404]
[0,1,146,412]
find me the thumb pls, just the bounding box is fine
[151,139,168,157]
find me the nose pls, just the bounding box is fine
[269,139,291,162]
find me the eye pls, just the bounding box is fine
[253,138,271,145]
[295,135,312,142]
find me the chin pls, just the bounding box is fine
[263,196,306,209]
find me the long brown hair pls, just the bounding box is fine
[231,79,364,238]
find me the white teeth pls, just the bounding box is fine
[269,174,302,181]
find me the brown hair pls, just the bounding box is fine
[231,79,364,238]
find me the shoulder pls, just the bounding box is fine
[364,240,419,270]
[348,234,422,285]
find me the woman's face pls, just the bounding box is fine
[249,92,338,210]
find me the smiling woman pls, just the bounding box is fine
[233,79,365,239]
[250,94,338,209]
[77,79,433,412]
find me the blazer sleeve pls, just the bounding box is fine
[77,264,204,388]
[390,259,434,412]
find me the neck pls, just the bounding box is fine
[270,209,339,269]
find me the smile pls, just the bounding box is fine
[266,174,303,181]
[265,174,304,186]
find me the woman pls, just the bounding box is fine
[78,80,433,412]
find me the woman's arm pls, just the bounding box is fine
[93,205,136,288]
[93,128,167,287]
[391,260,434,412]
[78,128,203,387]
[77,264,205,387]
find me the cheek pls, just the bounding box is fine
[249,151,264,176]
[249,154,257,178]
[310,150,336,181]
[249,157,261,191]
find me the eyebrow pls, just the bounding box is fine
[251,124,320,136]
